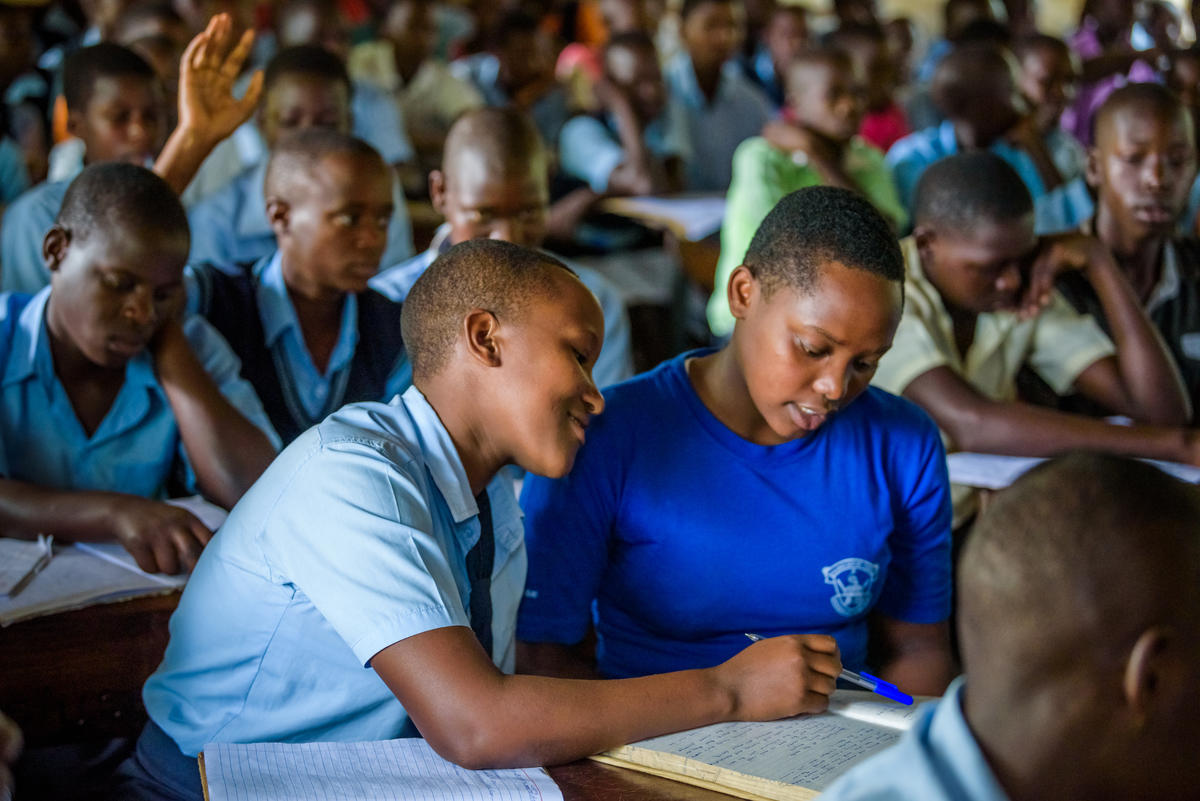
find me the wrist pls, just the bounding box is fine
[704,663,740,722]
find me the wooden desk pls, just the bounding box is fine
[1,596,738,799]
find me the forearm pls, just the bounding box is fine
[546,187,599,241]
[516,640,602,679]
[153,124,222,196]
[0,480,122,540]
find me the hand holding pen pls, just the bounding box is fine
[745,633,913,705]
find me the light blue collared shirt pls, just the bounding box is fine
[558,111,686,194]
[0,179,70,294]
[886,121,1049,216]
[663,53,772,192]
[1034,176,1095,235]
[820,678,1010,801]
[0,288,279,496]
[450,53,573,148]
[370,225,633,389]
[187,161,414,273]
[0,136,30,206]
[144,386,526,756]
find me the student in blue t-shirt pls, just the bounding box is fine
[517,187,955,696]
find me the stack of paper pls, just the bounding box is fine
[0,535,53,597]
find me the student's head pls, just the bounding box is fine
[784,48,861,144]
[961,453,1200,798]
[831,0,876,28]
[1088,83,1196,243]
[78,0,136,37]
[63,43,163,166]
[1165,47,1200,119]
[943,0,992,42]
[762,4,807,75]
[931,44,1024,146]
[276,0,349,60]
[913,152,1035,315]
[492,10,555,94]
[431,108,549,249]
[112,2,190,51]
[381,0,437,68]
[604,32,667,124]
[1014,34,1077,134]
[258,45,352,150]
[680,0,740,73]
[598,0,651,36]
[43,163,189,370]
[402,239,605,477]
[727,187,904,442]
[825,23,891,111]
[265,130,392,295]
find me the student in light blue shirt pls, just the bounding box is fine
[121,238,844,801]
[187,46,413,271]
[371,107,634,390]
[821,454,1200,801]
[0,136,29,208]
[663,0,772,191]
[0,164,277,576]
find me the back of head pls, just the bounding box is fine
[402,239,573,381]
[913,151,1032,232]
[442,106,546,185]
[931,42,1015,120]
[265,128,384,196]
[63,42,156,112]
[1093,81,1190,146]
[56,161,189,246]
[743,186,903,298]
[263,44,352,97]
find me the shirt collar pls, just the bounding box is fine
[430,223,454,254]
[254,250,360,368]
[400,384,480,523]
[928,679,1012,801]
[1147,239,1181,314]
[234,161,272,239]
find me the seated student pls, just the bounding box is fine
[1014,34,1086,187]
[664,0,773,192]
[822,452,1200,801]
[886,43,1052,216]
[121,238,842,800]
[558,32,686,199]
[740,2,808,111]
[556,0,655,112]
[190,130,407,445]
[371,108,633,390]
[871,152,1197,526]
[826,23,911,154]
[451,10,573,150]
[186,45,414,271]
[0,163,277,575]
[707,47,905,338]
[518,187,954,695]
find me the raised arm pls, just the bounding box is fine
[375,626,841,769]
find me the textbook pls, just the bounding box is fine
[590,691,925,801]
[199,738,564,801]
[599,194,727,241]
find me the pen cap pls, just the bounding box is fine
[860,672,913,706]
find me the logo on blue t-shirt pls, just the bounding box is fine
[821,558,879,617]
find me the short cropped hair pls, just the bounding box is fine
[402,240,575,380]
[442,107,546,183]
[742,186,903,298]
[1093,82,1190,145]
[63,43,156,112]
[56,162,189,245]
[1013,32,1069,62]
[914,152,1032,231]
[931,43,1014,120]
[681,0,730,21]
[265,128,384,194]
[264,45,352,96]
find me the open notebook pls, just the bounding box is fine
[591,691,926,801]
[948,452,1200,490]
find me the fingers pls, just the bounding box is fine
[122,537,161,575]
[149,530,181,576]
[238,70,265,116]
[222,28,257,79]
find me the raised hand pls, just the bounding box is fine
[176,13,263,146]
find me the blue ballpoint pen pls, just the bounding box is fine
[743,632,913,706]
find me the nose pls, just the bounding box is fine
[123,286,155,327]
[996,261,1023,294]
[127,114,153,148]
[1143,155,1167,190]
[358,219,388,252]
[812,362,849,404]
[583,379,606,417]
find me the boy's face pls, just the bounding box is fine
[764,9,806,73]
[1089,106,1196,241]
[960,68,1024,145]
[730,261,901,443]
[681,1,739,72]
[433,158,549,249]
[499,271,606,478]
[605,44,667,123]
[916,215,1037,315]
[259,74,351,150]
[69,74,163,166]
[1018,46,1076,131]
[44,221,188,370]
[787,61,861,143]
[274,153,394,293]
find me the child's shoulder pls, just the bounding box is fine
[845,385,944,444]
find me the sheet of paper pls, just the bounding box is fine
[73,542,188,588]
[601,195,727,240]
[826,690,925,731]
[203,738,563,801]
[166,495,229,532]
[948,452,1200,490]
[0,535,52,596]
[624,713,903,792]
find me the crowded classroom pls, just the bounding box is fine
[0,0,1198,799]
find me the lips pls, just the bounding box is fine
[566,411,589,443]
[1132,203,1176,225]
[787,402,829,433]
[107,336,148,357]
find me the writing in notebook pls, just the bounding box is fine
[201,738,563,801]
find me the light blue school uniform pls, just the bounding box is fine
[819,679,1010,801]
[449,53,573,149]
[186,161,414,272]
[662,53,772,192]
[0,179,69,294]
[0,288,279,495]
[0,136,30,206]
[558,110,686,194]
[143,385,526,756]
[369,225,634,389]
[1034,176,1095,235]
[886,121,1048,215]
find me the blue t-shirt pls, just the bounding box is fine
[517,350,952,679]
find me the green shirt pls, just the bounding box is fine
[706,136,907,337]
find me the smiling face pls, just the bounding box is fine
[916,214,1038,315]
[728,260,901,443]
[69,74,163,165]
[44,220,188,370]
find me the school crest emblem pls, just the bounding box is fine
[821,558,879,617]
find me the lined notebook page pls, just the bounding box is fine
[202,739,563,801]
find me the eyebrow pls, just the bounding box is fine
[811,325,846,347]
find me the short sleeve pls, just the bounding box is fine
[0,186,55,294]
[264,441,469,666]
[1027,291,1116,394]
[558,116,626,193]
[871,306,952,396]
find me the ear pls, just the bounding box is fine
[1122,625,1172,728]
[429,170,448,217]
[265,197,291,237]
[42,225,71,274]
[462,308,503,368]
[65,109,85,139]
[726,265,758,321]
[1085,146,1102,190]
[913,224,936,263]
